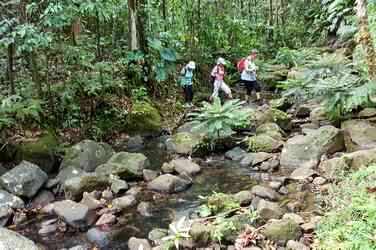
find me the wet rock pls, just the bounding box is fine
[95,152,149,180]
[287,240,310,250]
[247,134,283,153]
[31,190,55,208]
[341,119,376,152]
[240,153,256,167]
[257,199,284,221]
[63,173,109,200]
[263,219,302,246]
[60,140,114,172]
[57,166,86,185]
[171,158,201,176]
[0,190,25,209]
[282,213,304,225]
[52,200,90,228]
[87,228,110,248]
[233,190,253,206]
[112,195,137,210]
[15,134,59,173]
[147,174,191,194]
[80,192,102,210]
[259,159,279,172]
[252,152,273,166]
[166,132,202,155]
[225,147,247,161]
[280,126,344,169]
[13,212,27,225]
[289,167,318,181]
[161,162,175,173]
[128,237,152,250]
[143,169,158,182]
[137,202,153,217]
[127,135,144,151]
[110,176,129,194]
[126,186,142,197]
[148,228,168,245]
[251,185,280,201]
[318,157,349,181]
[0,207,11,226]
[38,224,57,235]
[190,222,213,245]
[0,161,48,198]
[286,201,301,213]
[0,228,39,250]
[96,213,116,226]
[313,176,326,185]
[102,189,114,200]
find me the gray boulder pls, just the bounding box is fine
[345,148,376,169]
[63,173,110,200]
[147,174,191,193]
[0,190,24,209]
[137,202,153,217]
[263,219,302,246]
[318,158,349,181]
[31,190,55,208]
[280,126,344,169]
[0,228,39,250]
[60,140,114,172]
[171,158,201,176]
[95,152,149,180]
[289,167,318,180]
[52,200,91,228]
[166,132,202,154]
[251,185,280,201]
[257,199,284,221]
[225,147,247,161]
[112,195,137,210]
[341,119,376,152]
[0,161,48,198]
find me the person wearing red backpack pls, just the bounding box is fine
[239,49,261,102]
[209,57,232,102]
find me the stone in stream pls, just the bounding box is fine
[341,119,376,152]
[63,173,110,200]
[95,152,149,180]
[263,219,302,246]
[0,190,25,209]
[310,106,328,125]
[240,153,256,167]
[289,167,318,181]
[251,185,280,201]
[148,228,168,245]
[286,240,310,250]
[143,169,158,182]
[0,161,48,198]
[0,228,39,250]
[38,224,58,235]
[87,228,110,248]
[171,158,201,176]
[252,152,274,166]
[80,191,102,210]
[57,166,86,184]
[246,134,283,153]
[137,202,153,217]
[280,125,344,169]
[102,189,114,200]
[147,174,192,194]
[225,147,247,161]
[282,213,305,225]
[313,176,326,185]
[166,132,202,155]
[257,199,284,221]
[60,140,114,172]
[52,200,92,228]
[95,213,116,226]
[31,190,55,208]
[259,159,279,172]
[0,207,11,226]
[258,108,292,131]
[112,195,137,210]
[127,135,145,151]
[128,237,152,250]
[233,190,254,206]
[110,176,129,194]
[256,122,284,140]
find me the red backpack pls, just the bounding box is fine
[237,58,246,72]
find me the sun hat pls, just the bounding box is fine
[251,49,258,54]
[187,61,196,69]
[217,57,226,65]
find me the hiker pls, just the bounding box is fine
[179,61,196,107]
[210,57,232,101]
[239,49,261,102]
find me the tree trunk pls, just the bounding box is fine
[128,0,139,50]
[356,0,376,77]
[7,43,15,95]
[29,53,42,99]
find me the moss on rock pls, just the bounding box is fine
[125,101,162,134]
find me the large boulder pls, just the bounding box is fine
[280,126,344,169]
[15,134,59,173]
[341,119,376,152]
[147,174,191,194]
[225,147,247,161]
[95,152,148,180]
[0,161,48,198]
[258,108,292,131]
[63,173,110,200]
[60,140,114,172]
[170,158,201,176]
[263,219,302,246]
[52,200,92,228]
[0,228,39,250]
[247,134,283,153]
[256,123,284,140]
[166,132,202,155]
[257,199,284,221]
[251,185,280,201]
[125,101,162,134]
[0,190,24,209]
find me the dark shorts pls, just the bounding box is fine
[242,80,261,95]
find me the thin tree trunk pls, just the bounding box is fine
[162,0,167,31]
[29,53,42,98]
[96,9,101,59]
[356,0,376,77]
[7,43,15,95]
[128,0,139,50]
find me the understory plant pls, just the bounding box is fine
[199,192,241,217]
[190,97,252,141]
[315,165,376,250]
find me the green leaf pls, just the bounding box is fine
[160,48,177,62]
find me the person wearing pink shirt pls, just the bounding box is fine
[210,57,232,101]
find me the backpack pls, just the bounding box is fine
[237,58,246,72]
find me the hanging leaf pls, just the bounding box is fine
[148,38,163,52]
[155,64,167,82]
[160,48,177,62]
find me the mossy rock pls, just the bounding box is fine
[167,132,202,155]
[125,101,162,134]
[63,173,110,200]
[260,108,292,131]
[16,134,59,173]
[270,97,293,112]
[263,219,302,246]
[247,134,283,153]
[259,64,288,89]
[256,123,284,140]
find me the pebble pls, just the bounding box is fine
[137,202,153,217]
[101,189,114,200]
[313,176,326,185]
[95,213,116,226]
